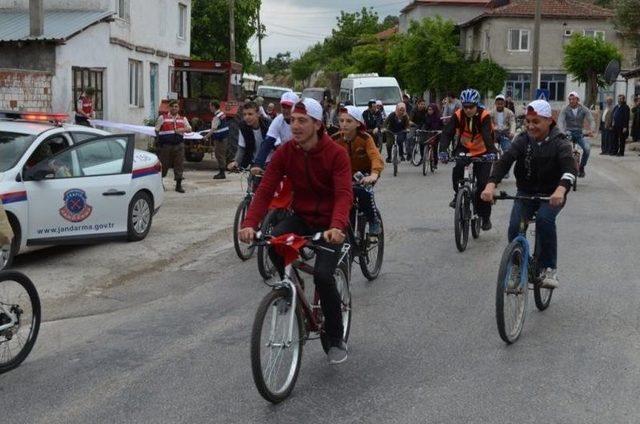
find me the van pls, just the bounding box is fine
[339,73,403,116]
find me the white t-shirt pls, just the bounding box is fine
[267,114,293,147]
[496,111,505,129]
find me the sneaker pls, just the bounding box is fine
[481,217,492,231]
[539,268,559,289]
[449,197,456,209]
[213,172,226,180]
[368,220,381,235]
[327,341,348,365]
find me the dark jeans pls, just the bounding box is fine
[452,160,493,219]
[75,115,92,127]
[385,131,406,159]
[353,186,378,224]
[611,127,627,155]
[507,192,563,269]
[268,214,344,344]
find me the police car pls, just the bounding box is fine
[0,112,164,270]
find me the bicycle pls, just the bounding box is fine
[420,130,442,176]
[350,173,384,280]
[567,133,582,192]
[493,192,553,344]
[0,270,41,374]
[232,169,262,260]
[250,233,351,403]
[384,130,408,177]
[453,153,494,252]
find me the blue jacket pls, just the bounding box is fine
[612,103,630,130]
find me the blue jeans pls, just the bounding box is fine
[569,130,590,169]
[507,192,563,269]
[497,134,511,153]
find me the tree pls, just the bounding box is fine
[614,0,640,48]
[382,15,399,29]
[190,0,262,67]
[563,34,622,107]
[468,59,508,97]
[265,52,292,75]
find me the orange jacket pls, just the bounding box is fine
[332,130,385,176]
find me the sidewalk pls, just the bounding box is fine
[12,158,245,308]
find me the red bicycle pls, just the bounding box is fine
[250,233,351,403]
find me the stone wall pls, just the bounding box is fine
[0,69,52,111]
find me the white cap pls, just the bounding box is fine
[280,91,299,106]
[526,99,553,118]
[495,94,506,101]
[292,98,323,121]
[375,100,383,106]
[340,105,365,125]
[568,91,580,100]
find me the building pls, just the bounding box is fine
[0,0,191,124]
[399,0,492,33]
[458,0,639,109]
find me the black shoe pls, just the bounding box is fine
[385,157,392,164]
[481,217,492,231]
[213,172,226,180]
[578,167,585,178]
[449,198,456,209]
[175,180,185,193]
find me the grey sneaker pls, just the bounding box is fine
[327,341,348,365]
[368,220,381,235]
[539,268,559,289]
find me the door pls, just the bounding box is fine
[150,63,159,119]
[22,134,135,244]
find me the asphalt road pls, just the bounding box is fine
[3,152,640,424]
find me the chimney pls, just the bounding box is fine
[29,0,44,37]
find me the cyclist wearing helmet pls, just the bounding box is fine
[439,88,497,231]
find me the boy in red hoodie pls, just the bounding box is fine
[240,98,353,364]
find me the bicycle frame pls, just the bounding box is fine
[0,304,18,333]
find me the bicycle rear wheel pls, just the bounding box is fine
[257,209,281,280]
[251,289,303,404]
[233,198,255,260]
[320,261,352,353]
[411,143,421,166]
[359,211,384,280]
[0,271,41,374]
[454,188,470,252]
[429,145,436,173]
[495,241,528,344]
[392,144,398,177]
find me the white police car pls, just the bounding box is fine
[0,112,164,270]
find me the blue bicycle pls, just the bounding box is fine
[494,192,554,344]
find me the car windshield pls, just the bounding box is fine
[257,88,290,99]
[302,89,324,102]
[0,131,36,172]
[354,87,402,107]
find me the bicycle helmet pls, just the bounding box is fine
[460,88,481,105]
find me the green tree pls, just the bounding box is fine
[563,34,622,106]
[265,52,292,75]
[468,59,508,97]
[190,0,262,67]
[381,15,399,29]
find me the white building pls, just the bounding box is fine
[0,0,191,125]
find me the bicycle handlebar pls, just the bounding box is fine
[494,191,550,202]
[454,153,497,163]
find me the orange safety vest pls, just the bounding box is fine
[454,108,493,156]
[77,96,93,115]
[158,113,188,145]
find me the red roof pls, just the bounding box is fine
[401,0,491,13]
[461,0,614,26]
[375,26,398,41]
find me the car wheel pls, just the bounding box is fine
[127,191,153,242]
[1,215,20,271]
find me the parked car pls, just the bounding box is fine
[0,112,164,270]
[256,85,293,113]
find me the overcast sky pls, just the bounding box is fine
[249,0,408,61]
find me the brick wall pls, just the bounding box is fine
[0,69,52,111]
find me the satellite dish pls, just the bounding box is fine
[603,59,620,85]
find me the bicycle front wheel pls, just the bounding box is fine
[495,241,528,344]
[411,143,421,166]
[0,271,41,374]
[454,188,470,252]
[233,198,255,260]
[251,289,304,404]
[359,211,384,280]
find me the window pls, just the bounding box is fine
[508,29,530,51]
[72,67,104,119]
[178,3,187,39]
[583,30,605,41]
[540,74,566,101]
[116,0,129,20]
[505,73,531,102]
[128,60,143,107]
[76,139,126,176]
[354,87,402,107]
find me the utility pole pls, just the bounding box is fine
[257,7,263,65]
[229,0,236,62]
[530,0,542,100]
[29,0,44,37]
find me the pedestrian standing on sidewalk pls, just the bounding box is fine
[600,96,614,155]
[631,95,640,143]
[203,100,229,180]
[610,94,631,156]
[557,92,595,177]
[155,100,191,193]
